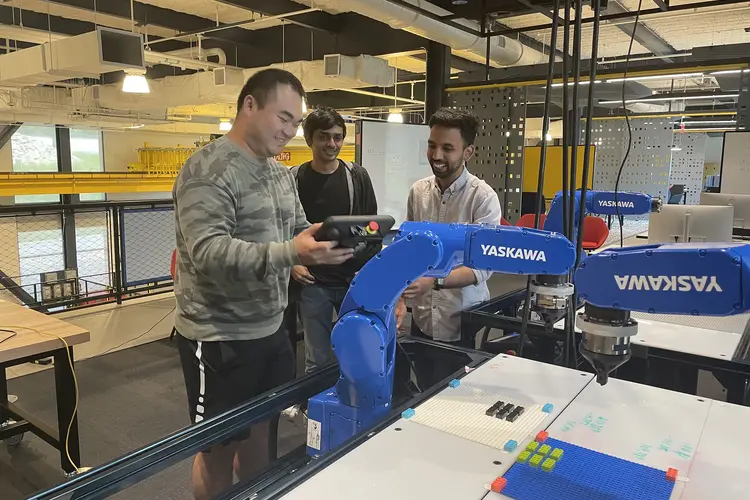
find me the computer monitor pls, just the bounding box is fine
[648,205,733,244]
[700,193,750,235]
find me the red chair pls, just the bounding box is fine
[516,213,546,228]
[582,216,610,250]
[500,217,512,226]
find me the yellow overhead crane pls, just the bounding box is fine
[0,144,357,196]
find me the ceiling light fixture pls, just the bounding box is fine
[219,119,232,132]
[122,69,150,94]
[599,94,739,105]
[710,69,750,76]
[387,108,404,123]
[545,133,553,142]
[682,120,737,126]
[605,72,704,83]
[302,100,308,114]
[296,125,304,137]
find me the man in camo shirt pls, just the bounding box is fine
[173,69,353,500]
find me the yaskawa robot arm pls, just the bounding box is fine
[574,242,750,385]
[306,217,577,456]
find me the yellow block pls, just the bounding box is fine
[523,146,595,205]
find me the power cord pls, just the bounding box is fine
[0,307,175,474]
[614,0,644,247]
[100,306,176,356]
[0,325,84,474]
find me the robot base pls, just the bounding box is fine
[306,389,390,456]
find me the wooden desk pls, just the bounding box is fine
[0,299,90,474]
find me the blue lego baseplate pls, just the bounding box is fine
[502,438,676,500]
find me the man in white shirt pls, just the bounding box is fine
[395,107,502,344]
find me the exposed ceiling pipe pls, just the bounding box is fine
[164,48,227,66]
[304,0,544,67]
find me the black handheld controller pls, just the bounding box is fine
[314,215,396,248]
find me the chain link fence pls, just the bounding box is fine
[0,200,174,311]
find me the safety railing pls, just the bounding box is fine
[0,199,175,311]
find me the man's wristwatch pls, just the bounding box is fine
[433,278,445,290]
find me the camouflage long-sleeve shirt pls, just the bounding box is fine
[173,136,308,342]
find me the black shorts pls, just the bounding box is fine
[177,324,295,429]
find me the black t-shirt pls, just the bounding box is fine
[297,162,355,287]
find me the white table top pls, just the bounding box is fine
[279,354,594,500]
[528,377,750,500]
[279,357,750,500]
[554,313,741,361]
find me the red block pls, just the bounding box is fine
[536,431,549,443]
[666,468,678,482]
[490,477,507,493]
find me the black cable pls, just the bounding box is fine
[561,0,572,368]
[100,306,176,356]
[575,0,602,269]
[561,0,571,241]
[568,0,584,246]
[614,0,644,247]
[518,0,561,357]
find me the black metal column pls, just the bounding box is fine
[54,346,81,474]
[425,41,451,121]
[738,69,750,132]
[56,127,78,272]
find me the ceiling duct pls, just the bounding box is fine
[0,27,144,86]
[78,55,394,111]
[303,0,543,67]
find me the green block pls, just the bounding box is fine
[517,451,531,464]
[526,441,540,452]
[542,458,557,472]
[550,448,564,461]
[539,444,552,456]
[529,453,544,468]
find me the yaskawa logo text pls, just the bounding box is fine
[599,200,635,208]
[615,275,722,292]
[481,244,547,262]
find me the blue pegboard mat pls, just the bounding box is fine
[502,438,675,500]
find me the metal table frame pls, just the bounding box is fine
[0,346,81,474]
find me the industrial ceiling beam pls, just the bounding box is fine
[606,1,676,62]
[216,0,340,33]
[652,0,669,12]
[487,0,746,37]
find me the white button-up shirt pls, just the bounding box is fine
[406,168,503,342]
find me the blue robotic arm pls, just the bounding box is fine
[544,189,661,236]
[306,219,576,456]
[574,242,750,385]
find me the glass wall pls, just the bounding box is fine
[11,125,60,204]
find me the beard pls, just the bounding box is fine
[430,160,463,180]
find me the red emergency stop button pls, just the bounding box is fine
[366,221,379,234]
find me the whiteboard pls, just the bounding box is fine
[358,121,432,226]
[120,207,176,286]
[720,131,750,195]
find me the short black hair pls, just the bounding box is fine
[428,107,479,147]
[236,68,306,113]
[302,106,347,143]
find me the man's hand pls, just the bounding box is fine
[403,277,433,300]
[294,223,355,265]
[291,265,315,285]
[394,298,407,328]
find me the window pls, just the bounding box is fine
[75,212,111,294]
[11,125,60,204]
[16,215,65,301]
[70,129,105,202]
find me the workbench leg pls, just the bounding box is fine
[0,366,7,424]
[54,347,81,474]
